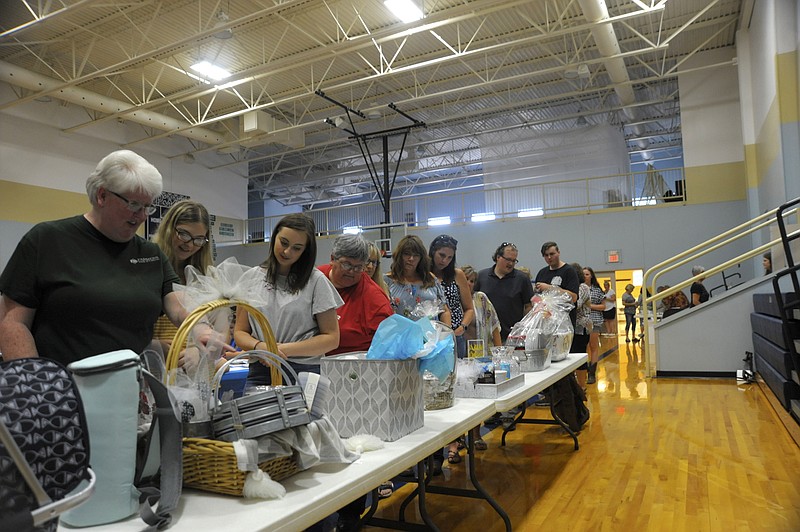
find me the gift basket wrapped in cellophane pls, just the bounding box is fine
[505,288,574,371]
[164,258,357,498]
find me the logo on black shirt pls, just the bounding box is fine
[130,257,160,264]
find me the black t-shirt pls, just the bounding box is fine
[535,262,581,326]
[474,267,534,341]
[690,282,709,307]
[0,215,178,364]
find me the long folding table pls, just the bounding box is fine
[57,354,586,532]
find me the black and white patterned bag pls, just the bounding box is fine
[0,357,93,532]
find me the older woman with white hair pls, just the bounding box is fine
[690,265,710,307]
[0,150,190,364]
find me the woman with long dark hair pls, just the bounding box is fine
[571,263,592,389]
[234,213,343,383]
[583,266,605,384]
[428,235,474,359]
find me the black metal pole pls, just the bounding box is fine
[382,135,391,254]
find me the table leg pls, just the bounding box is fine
[365,458,440,531]
[499,387,580,450]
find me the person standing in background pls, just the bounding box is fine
[602,280,617,337]
[621,284,638,343]
[474,242,533,342]
[583,266,605,384]
[570,263,592,389]
[152,200,212,346]
[461,265,502,351]
[763,252,772,275]
[429,234,474,359]
[365,241,390,297]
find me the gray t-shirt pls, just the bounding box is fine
[249,267,344,366]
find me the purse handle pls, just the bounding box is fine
[165,299,282,385]
[210,350,300,400]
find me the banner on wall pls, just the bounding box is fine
[209,215,243,244]
[145,191,191,239]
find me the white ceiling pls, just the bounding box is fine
[0,0,744,207]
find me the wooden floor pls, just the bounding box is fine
[368,334,800,531]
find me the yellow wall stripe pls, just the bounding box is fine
[684,161,746,204]
[0,180,88,224]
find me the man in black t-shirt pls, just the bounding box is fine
[474,242,534,341]
[534,241,585,381]
[534,241,579,312]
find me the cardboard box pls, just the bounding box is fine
[321,353,424,442]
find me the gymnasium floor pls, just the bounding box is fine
[369,330,800,531]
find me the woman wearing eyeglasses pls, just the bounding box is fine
[151,200,213,350]
[384,235,451,326]
[0,150,191,364]
[234,213,343,382]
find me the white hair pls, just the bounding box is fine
[86,150,162,206]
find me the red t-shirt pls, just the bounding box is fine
[318,264,394,355]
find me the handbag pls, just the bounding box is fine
[0,358,96,532]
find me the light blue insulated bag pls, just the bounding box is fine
[63,350,182,529]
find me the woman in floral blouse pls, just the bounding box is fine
[384,235,451,326]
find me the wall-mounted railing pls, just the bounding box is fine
[245,167,686,242]
[641,200,800,376]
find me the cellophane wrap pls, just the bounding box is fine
[168,257,270,422]
[506,289,574,362]
[177,257,269,311]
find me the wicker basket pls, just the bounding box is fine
[165,299,282,385]
[181,438,299,496]
[166,299,300,496]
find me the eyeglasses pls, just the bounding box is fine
[500,241,517,250]
[109,190,157,215]
[175,228,208,247]
[499,255,519,265]
[337,259,365,272]
[366,259,378,266]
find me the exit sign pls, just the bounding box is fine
[606,250,620,264]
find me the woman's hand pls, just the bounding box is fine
[178,346,201,373]
[259,342,288,361]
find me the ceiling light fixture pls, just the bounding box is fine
[384,0,424,23]
[213,9,233,40]
[190,60,231,81]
